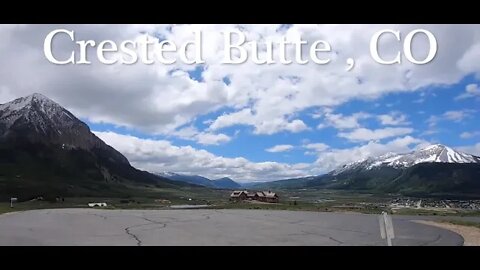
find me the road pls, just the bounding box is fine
[0,209,464,246]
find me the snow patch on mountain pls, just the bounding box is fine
[0,93,74,132]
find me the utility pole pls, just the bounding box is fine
[379,211,395,246]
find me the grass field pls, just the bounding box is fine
[2,187,480,218]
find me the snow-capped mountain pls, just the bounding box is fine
[0,93,125,157]
[256,144,480,195]
[332,144,480,175]
[0,93,184,200]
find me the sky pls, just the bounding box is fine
[0,24,479,182]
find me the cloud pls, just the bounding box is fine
[457,143,480,156]
[455,84,480,100]
[95,131,430,179]
[338,127,413,142]
[303,142,330,152]
[316,110,409,131]
[427,109,474,128]
[265,144,294,153]
[2,24,480,140]
[94,131,308,182]
[195,133,231,145]
[208,108,309,135]
[460,131,480,139]
[312,136,428,172]
[377,112,409,126]
[443,110,472,122]
[170,126,231,145]
[315,109,370,130]
[255,119,309,135]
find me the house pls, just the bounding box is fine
[230,190,248,201]
[230,190,279,203]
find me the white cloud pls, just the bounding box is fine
[457,143,480,156]
[265,144,294,153]
[427,109,474,128]
[377,112,409,126]
[208,109,253,130]
[316,110,409,131]
[455,84,480,100]
[312,136,428,172]
[443,110,472,122]
[208,108,309,135]
[460,131,480,139]
[303,142,330,152]
[195,133,231,145]
[467,84,480,94]
[169,126,231,145]
[426,115,440,128]
[316,110,370,130]
[94,131,308,182]
[338,127,413,142]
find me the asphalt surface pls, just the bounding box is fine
[0,209,464,246]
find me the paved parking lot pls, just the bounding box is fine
[0,209,463,245]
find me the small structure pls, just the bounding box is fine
[88,202,107,207]
[230,190,248,201]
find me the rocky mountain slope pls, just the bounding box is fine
[0,93,187,200]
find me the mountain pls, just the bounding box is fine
[158,172,215,188]
[256,144,480,197]
[158,172,241,189]
[0,93,187,201]
[332,144,480,175]
[212,177,241,189]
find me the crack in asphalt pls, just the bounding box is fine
[124,225,143,246]
[301,230,345,245]
[122,215,171,246]
[286,230,344,245]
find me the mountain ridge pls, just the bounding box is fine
[332,144,480,175]
[157,172,241,189]
[0,93,190,200]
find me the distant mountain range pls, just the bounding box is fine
[0,93,191,201]
[254,144,480,197]
[157,172,241,189]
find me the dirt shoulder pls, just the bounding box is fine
[414,220,480,246]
